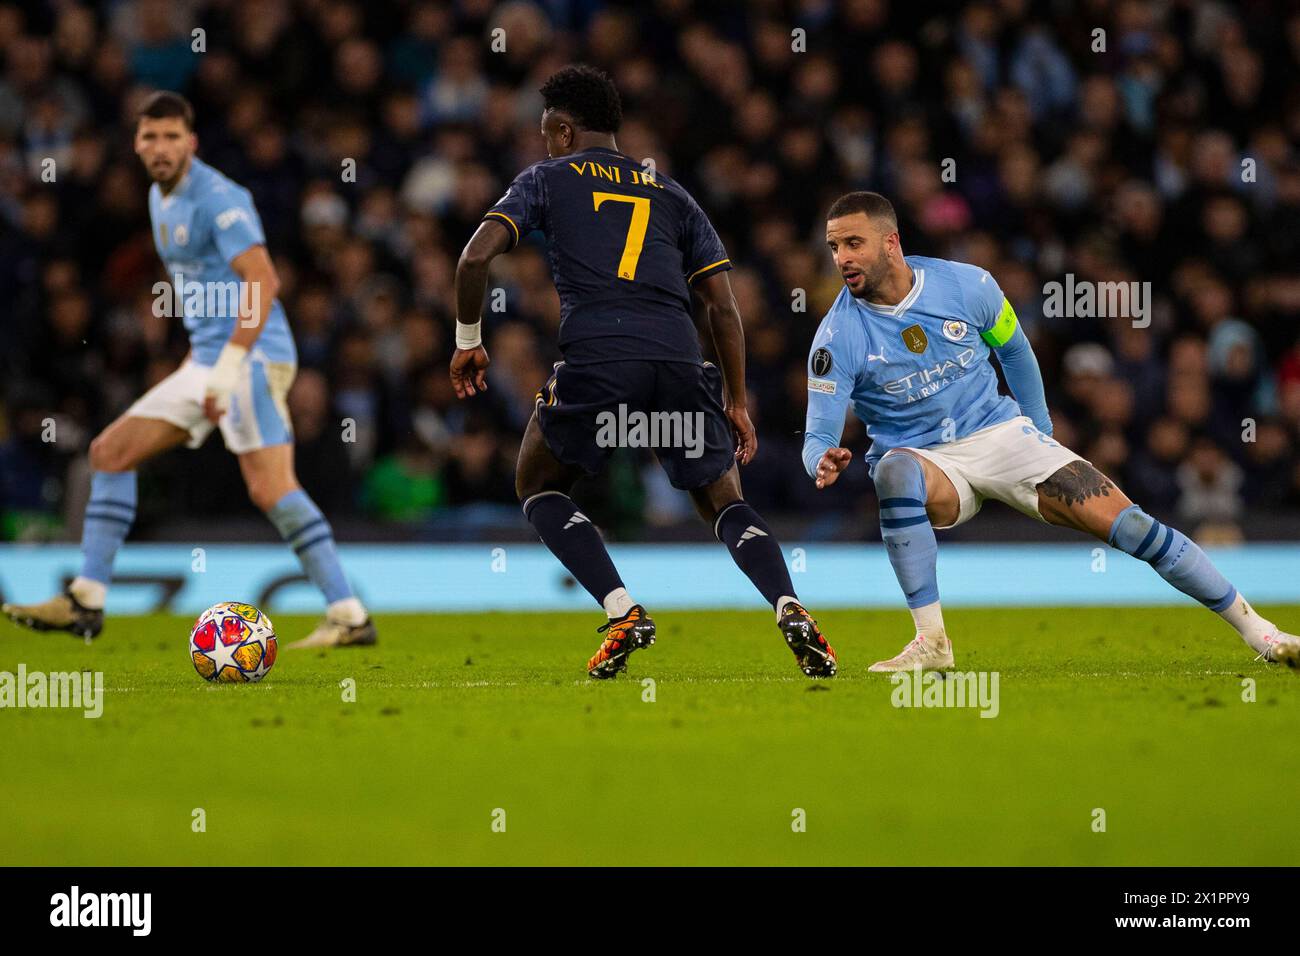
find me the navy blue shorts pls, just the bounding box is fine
[536,360,736,491]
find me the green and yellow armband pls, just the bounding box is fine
[980,298,1018,348]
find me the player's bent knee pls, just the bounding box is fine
[875,452,923,493]
[876,452,960,527]
[247,487,273,512]
[246,478,289,513]
[513,455,545,502]
[89,434,131,473]
[515,427,576,503]
[874,453,929,513]
[686,489,717,525]
[693,468,741,524]
[88,436,111,472]
[515,472,549,504]
[516,473,570,506]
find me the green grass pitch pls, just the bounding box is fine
[2,606,1296,866]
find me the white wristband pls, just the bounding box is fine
[212,342,249,370]
[455,321,482,350]
[205,343,248,410]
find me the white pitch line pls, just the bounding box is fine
[83,669,1259,694]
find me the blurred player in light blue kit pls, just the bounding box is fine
[3,92,374,649]
[804,192,1299,672]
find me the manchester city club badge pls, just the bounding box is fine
[942,319,968,342]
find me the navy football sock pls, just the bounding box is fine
[714,501,796,609]
[523,492,626,609]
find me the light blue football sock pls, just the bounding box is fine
[1108,505,1237,610]
[80,471,137,585]
[266,490,353,604]
[875,454,940,609]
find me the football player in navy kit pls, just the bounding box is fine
[450,66,836,680]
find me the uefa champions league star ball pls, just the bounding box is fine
[189,602,278,683]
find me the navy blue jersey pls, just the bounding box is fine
[483,146,731,364]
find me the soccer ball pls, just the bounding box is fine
[189,602,278,683]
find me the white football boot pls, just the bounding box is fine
[2,589,103,640]
[1255,629,1300,668]
[287,617,377,649]
[868,633,954,673]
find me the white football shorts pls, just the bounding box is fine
[889,415,1086,529]
[125,353,296,455]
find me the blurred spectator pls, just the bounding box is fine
[1178,437,1245,527]
[3,0,1300,543]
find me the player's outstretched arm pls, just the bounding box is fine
[204,245,280,422]
[450,219,512,399]
[693,270,756,464]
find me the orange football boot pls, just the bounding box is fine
[587,605,657,679]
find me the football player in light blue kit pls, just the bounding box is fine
[3,92,375,649]
[804,192,1298,672]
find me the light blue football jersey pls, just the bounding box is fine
[802,255,1025,477]
[148,157,295,366]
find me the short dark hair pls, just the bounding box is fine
[827,191,898,231]
[137,91,194,130]
[540,65,622,133]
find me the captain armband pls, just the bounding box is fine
[980,298,1018,347]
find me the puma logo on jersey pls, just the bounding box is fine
[563,511,590,530]
[867,349,888,363]
[736,525,768,546]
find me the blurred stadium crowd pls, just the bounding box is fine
[3,0,1300,542]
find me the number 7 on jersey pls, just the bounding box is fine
[592,191,650,281]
